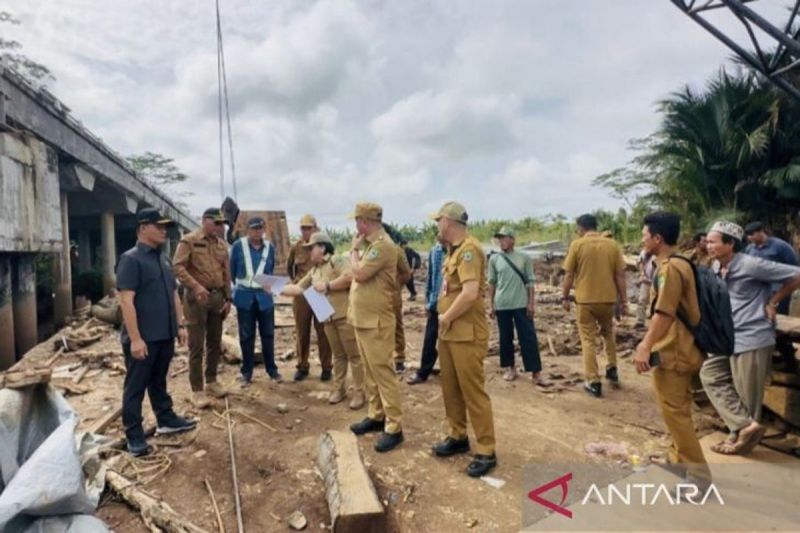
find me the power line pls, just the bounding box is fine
[215,0,238,201]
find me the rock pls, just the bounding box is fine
[193,450,207,459]
[287,510,308,530]
[279,350,296,361]
[466,518,478,528]
[277,402,289,414]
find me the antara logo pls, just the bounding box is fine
[528,473,726,519]
[528,473,573,518]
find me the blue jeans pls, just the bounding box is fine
[237,302,277,380]
[496,308,542,372]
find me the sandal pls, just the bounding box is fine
[710,441,738,455]
[735,424,766,455]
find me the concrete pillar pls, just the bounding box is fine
[0,255,15,370]
[101,211,116,295]
[53,192,73,326]
[11,254,37,359]
[78,229,92,272]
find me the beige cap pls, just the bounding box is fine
[709,220,744,241]
[346,202,383,221]
[299,214,317,228]
[430,201,468,224]
[302,232,333,247]
[494,225,515,238]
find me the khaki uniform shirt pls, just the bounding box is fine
[347,229,397,329]
[563,232,625,304]
[437,234,489,342]
[287,239,313,282]
[173,228,231,299]
[298,255,351,321]
[649,256,703,373]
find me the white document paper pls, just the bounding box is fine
[303,287,335,322]
[253,274,290,295]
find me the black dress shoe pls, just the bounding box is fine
[433,437,470,457]
[584,381,602,398]
[394,361,406,374]
[605,366,620,384]
[320,369,332,381]
[375,431,404,453]
[293,369,309,382]
[467,454,497,478]
[350,417,385,436]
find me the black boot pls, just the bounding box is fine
[293,369,309,382]
[584,381,602,398]
[605,366,620,385]
[350,417,385,436]
[466,454,497,478]
[432,437,470,457]
[375,431,404,453]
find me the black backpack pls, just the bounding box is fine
[653,254,735,356]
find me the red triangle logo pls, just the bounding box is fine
[528,472,573,519]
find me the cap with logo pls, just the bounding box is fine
[493,225,515,238]
[302,232,334,247]
[203,207,226,222]
[299,214,318,228]
[709,220,744,241]
[136,207,173,225]
[430,201,468,224]
[347,202,383,221]
[248,216,265,229]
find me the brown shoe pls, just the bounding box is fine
[192,391,211,409]
[329,389,346,405]
[205,382,228,398]
[349,391,366,410]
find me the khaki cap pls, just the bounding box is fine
[302,232,333,247]
[494,225,515,238]
[430,201,468,224]
[346,202,383,221]
[299,214,317,228]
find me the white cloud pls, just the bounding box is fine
[7,0,792,227]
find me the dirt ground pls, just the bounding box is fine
[45,273,726,533]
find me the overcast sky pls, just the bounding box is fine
[7,1,792,229]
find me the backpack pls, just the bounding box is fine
[653,254,735,356]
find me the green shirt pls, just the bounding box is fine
[487,250,535,311]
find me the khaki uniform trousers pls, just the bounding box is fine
[324,318,365,395]
[699,346,773,432]
[653,367,710,481]
[354,323,402,433]
[576,303,617,382]
[393,290,405,363]
[184,289,224,392]
[293,296,332,372]
[438,337,496,456]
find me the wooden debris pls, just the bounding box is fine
[73,365,90,384]
[225,397,245,533]
[204,478,225,533]
[105,469,209,533]
[317,430,385,533]
[0,366,52,389]
[764,384,800,428]
[88,406,123,435]
[546,335,557,357]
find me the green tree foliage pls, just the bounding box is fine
[0,12,54,83]
[594,68,800,237]
[126,152,190,188]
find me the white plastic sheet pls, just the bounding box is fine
[0,384,108,532]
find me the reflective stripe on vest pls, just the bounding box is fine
[236,237,271,289]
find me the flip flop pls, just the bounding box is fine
[736,424,767,455]
[710,441,738,455]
